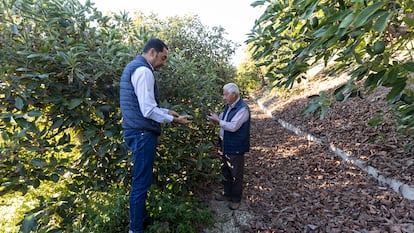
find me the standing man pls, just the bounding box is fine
[120,38,190,233]
[207,83,250,210]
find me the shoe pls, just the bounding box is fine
[228,202,240,210]
[214,193,229,201]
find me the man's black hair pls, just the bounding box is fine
[143,38,168,53]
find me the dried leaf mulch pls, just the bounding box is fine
[241,97,414,232]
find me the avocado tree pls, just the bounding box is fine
[0,0,236,231]
[0,0,142,231]
[247,0,414,135]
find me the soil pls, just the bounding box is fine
[201,72,414,232]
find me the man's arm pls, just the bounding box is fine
[219,107,249,132]
[208,107,249,132]
[131,68,191,125]
[131,67,173,123]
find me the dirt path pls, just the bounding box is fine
[204,98,414,233]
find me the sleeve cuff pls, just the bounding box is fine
[167,114,174,123]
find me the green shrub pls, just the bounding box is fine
[1,0,236,231]
[146,189,214,233]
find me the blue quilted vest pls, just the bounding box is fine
[120,55,161,135]
[222,99,250,154]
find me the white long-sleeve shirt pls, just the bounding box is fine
[218,98,249,139]
[131,67,173,123]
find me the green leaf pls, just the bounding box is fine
[68,98,82,109]
[27,54,42,59]
[20,213,36,233]
[51,173,60,183]
[338,0,346,10]
[28,110,42,117]
[15,118,29,128]
[15,96,24,110]
[38,73,49,79]
[352,2,385,28]
[31,158,47,168]
[383,67,399,87]
[50,118,64,130]
[16,67,30,72]
[400,94,414,105]
[302,102,321,114]
[32,179,40,188]
[403,15,414,27]
[369,112,384,127]
[386,81,406,103]
[364,70,385,89]
[339,13,355,29]
[334,84,347,96]
[251,0,266,7]
[304,2,317,19]
[104,130,114,137]
[335,92,345,101]
[313,25,337,39]
[11,24,19,35]
[402,62,414,72]
[95,109,105,119]
[373,12,392,33]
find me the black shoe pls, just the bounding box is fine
[228,202,240,210]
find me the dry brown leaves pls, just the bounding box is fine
[241,97,414,232]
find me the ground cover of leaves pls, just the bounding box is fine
[244,97,414,232]
[258,75,413,186]
[201,77,413,232]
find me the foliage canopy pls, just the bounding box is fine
[247,0,414,135]
[0,0,236,231]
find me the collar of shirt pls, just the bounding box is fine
[148,62,154,71]
[229,97,241,109]
[143,56,155,71]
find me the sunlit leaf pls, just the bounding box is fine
[16,67,30,72]
[364,70,385,90]
[373,12,392,33]
[27,54,42,59]
[352,2,385,28]
[251,0,266,7]
[20,213,36,233]
[302,102,321,114]
[339,13,355,29]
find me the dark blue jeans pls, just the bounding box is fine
[124,130,158,233]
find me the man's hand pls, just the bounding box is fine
[168,110,180,117]
[173,115,191,125]
[207,112,220,123]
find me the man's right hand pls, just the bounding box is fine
[173,115,191,125]
[207,112,220,123]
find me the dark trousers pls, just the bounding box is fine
[221,153,244,203]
